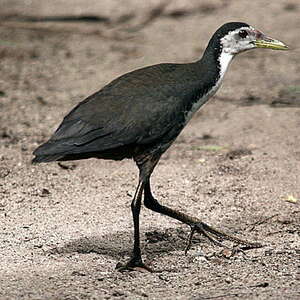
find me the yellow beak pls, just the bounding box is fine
[254,37,289,50]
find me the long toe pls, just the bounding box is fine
[190,221,263,250]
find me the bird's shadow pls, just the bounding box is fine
[47,226,194,261]
[45,217,261,263]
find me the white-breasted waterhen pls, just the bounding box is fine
[33,22,288,271]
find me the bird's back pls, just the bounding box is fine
[33,61,215,163]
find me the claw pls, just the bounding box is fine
[185,226,196,255]
[116,259,153,273]
[185,221,263,254]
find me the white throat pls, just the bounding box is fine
[218,50,234,79]
[184,50,234,125]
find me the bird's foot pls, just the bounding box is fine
[185,221,263,254]
[116,257,153,273]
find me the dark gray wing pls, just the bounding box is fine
[33,63,200,160]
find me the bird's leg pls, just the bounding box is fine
[144,180,262,251]
[116,180,152,272]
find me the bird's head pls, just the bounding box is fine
[214,22,289,55]
[202,22,289,78]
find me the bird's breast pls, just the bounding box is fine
[183,78,223,125]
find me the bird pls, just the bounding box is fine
[32,22,288,272]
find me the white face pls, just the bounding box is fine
[220,26,257,55]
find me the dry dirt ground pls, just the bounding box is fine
[0,1,299,299]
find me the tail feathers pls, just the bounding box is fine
[32,140,68,163]
[32,138,100,163]
[32,153,64,164]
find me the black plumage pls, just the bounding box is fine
[33,22,288,271]
[33,62,217,162]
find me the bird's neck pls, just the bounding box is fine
[191,46,235,104]
[201,45,234,84]
[217,50,234,80]
[183,49,234,125]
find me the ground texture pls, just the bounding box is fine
[0,1,299,299]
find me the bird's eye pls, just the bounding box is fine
[238,30,248,39]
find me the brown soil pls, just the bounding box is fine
[0,1,299,299]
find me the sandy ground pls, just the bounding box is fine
[0,1,299,299]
